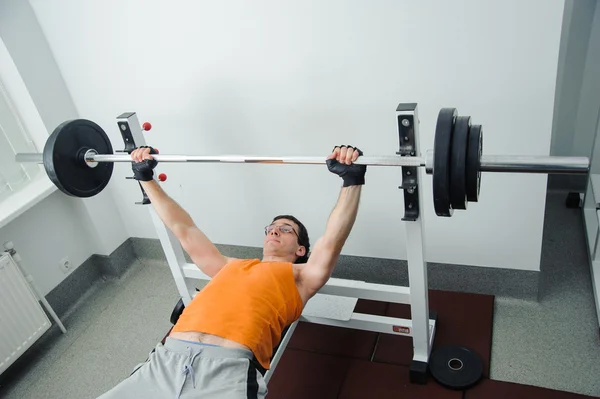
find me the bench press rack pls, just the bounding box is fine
[14,99,591,384]
[116,103,435,384]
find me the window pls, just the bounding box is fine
[0,36,55,230]
[0,35,51,217]
[0,79,41,203]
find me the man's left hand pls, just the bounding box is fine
[326,145,367,187]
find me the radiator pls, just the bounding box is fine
[0,253,51,375]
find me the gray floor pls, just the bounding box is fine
[1,191,600,398]
[490,190,600,396]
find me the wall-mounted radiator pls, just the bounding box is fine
[0,252,51,375]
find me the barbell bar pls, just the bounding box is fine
[12,108,591,217]
[16,152,425,167]
[15,151,590,174]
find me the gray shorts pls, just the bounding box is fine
[97,337,268,399]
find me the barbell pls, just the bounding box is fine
[14,108,590,217]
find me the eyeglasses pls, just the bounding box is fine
[265,223,298,237]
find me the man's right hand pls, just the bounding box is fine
[131,146,158,182]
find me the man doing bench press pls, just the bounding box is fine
[97,145,367,399]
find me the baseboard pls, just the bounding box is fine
[129,237,171,262]
[128,237,540,301]
[44,255,103,319]
[331,254,539,301]
[547,174,587,193]
[42,236,540,322]
[44,239,138,319]
[93,239,138,278]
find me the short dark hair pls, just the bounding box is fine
[272,215,310,263]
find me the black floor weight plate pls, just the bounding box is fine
[466,124,483,202]
[450,116,471,210]
[433,108,457,217]
[430,345,483,390]
[43,119,114,198]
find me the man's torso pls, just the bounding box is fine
[169,261,310,350]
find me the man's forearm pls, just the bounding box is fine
[140,180,195,233]
[322,185,362,251]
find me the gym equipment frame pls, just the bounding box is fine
[121,105,436,384]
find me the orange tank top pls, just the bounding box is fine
[171,259,304,370]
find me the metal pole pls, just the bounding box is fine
[15,153,43,163]
[480,155,590,174]
[90,154,425,167]
[14,151,591,174]
[15,152,426,167]
[397,104,432,379]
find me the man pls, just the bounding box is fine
[98,144,367,399]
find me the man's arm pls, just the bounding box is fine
[300,185,362,295]
[132,148,232,277]
[298,145,366,297]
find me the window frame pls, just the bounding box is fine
[0,36,57,229]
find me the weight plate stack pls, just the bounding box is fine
[433,108,457,217]
[450,116,471,210]
[43,119,114,198]
[466,124,483,202]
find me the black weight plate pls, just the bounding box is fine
[430,345,483,390]
[450,116,471,210]
[170,298,185,325]
[43,119,114,198]
[466,124,483,202]
[433,108,457,217]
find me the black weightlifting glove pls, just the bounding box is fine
[131,146,158,181]
[326,145,367,187]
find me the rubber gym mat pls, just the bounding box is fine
[337,360,463,399]
[266,348,353,399]
[286,299,388,360]
[372,289,495,377]
[464,378,596,398]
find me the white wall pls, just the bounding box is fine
[0,192,95,295]
[0,0,128,295]
[551,0,599,158]
[31,0,565,271]
[573,2,600,162]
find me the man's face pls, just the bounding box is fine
[263,219,305,260]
